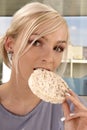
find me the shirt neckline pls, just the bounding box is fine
[0,100,45,119]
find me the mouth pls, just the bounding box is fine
[33,67,51,71]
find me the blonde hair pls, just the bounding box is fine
[0,2,68,73]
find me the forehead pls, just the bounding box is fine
[46,25,67,39]
[32,24,68,42]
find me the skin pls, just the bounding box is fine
[62,89,87,130]
[0,24,67,115]
[0,23,87,130]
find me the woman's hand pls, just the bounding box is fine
[62,89,87,130]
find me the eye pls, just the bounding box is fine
[53,45,64,52]
[33,40,41,47]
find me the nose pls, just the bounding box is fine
[41,47,55,64]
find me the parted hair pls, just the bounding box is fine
[0,2,68,69]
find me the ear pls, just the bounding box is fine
[4,36,15,53]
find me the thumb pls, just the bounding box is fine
[62,100,71,118]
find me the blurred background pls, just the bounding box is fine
[0,0,87,99]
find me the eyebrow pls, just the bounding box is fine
[42,36,67,44]
[31,34,67,44]
[56,40,67,44]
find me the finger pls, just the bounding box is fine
[61,101,70,122]
[68,89,79,101]
[62,100,70,117]
[66,93,87,110]
[67,111,87,120]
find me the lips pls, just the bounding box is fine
[33,67,51,71]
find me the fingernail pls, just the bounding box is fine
[66,93,71,96]
[70,113,75,116]
[61,117,66,122]
[69,88,72,91]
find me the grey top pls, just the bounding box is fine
[0,101,64,130]
[0,98,86,130]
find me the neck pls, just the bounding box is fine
[0,71,41,115]
[7,78,40,103]
[7,68,33,101]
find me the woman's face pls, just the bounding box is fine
[17,25,68,81]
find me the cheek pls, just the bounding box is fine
[18,56,32,80]
[18,50,41,80]
[54,54,63,69]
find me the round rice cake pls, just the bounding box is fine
[28,69,69,104]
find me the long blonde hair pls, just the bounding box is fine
[0,2,68,74]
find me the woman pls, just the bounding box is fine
[0,2,87,130]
